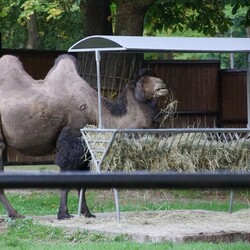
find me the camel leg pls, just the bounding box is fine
[0,190,23,219]
[78,188,95,218]
[55,128,94,219]
[57,188,73,220]
[0,141,23,219]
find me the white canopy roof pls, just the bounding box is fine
[68,35,250,53]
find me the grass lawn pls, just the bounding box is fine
[0,189,249,216]
[3,165,250,215]
[0,218,250,250]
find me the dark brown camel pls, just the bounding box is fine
[0,54,168,219]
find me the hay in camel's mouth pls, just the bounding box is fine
[153,81,168,98]
[154,88,169,97]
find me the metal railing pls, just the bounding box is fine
[0,171,249,189]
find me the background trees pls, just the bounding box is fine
[0,0,82,49]
[0,0,249,50]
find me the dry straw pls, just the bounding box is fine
[155,88,178,128]
[82,128,250,173]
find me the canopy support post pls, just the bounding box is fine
[247,53,250,128]
[95,50,102,128]
[89,51,120,222]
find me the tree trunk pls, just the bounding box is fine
[77,0,155,103]
[247,26,250,38]
[80,0,112,36]
[26,13,39,49]
[115,0,155,36]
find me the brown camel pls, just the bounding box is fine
[0,54,168,219]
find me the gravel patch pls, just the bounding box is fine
[34,209,250,243]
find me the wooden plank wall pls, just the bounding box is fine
[220,70,247,128]
[1,50,247,164]
[1,49,67,79]
[143,60,221,128]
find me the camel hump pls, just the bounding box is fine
[54,54,77,65]
[0,55,35,87]
[0,54,20,62]
[0,55,24,72]
[52,54,77,71]
[45,54,78,80]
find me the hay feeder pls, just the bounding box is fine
[81,127,250,221]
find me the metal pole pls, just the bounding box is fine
[247,53,250,127]
[113,188,120,222]
[94,52,120,221]
[95,50,102,128]
[78,51,104,216]
[1,172,250,189]
[229,190,234,213]
[78,189,83,217]
[229,30,234,69]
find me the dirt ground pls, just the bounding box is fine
[33,209,250,243]
[0,188,250,243]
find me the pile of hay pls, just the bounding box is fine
[81,128,250,173]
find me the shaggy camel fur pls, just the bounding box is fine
[0,54,168,219]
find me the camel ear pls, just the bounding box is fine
[136,68,156,81]
[139,68,156,78]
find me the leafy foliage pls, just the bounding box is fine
[144,2,249,69]
[145,0,233,36]
[230,0,250,26]
[0,1,249,50]
[0,0,82,49]
[0,0,27,48]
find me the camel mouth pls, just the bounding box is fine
[154,88,168,97]
[154,82,168,97]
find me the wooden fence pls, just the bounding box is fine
[1,49,68,79]
[1,50,247,164]
[143,60,247,128]
[220,70,247,128]
[143,60,221,128]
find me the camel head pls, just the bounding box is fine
[134,75,168,102]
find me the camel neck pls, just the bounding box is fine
[97,88,155,129]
